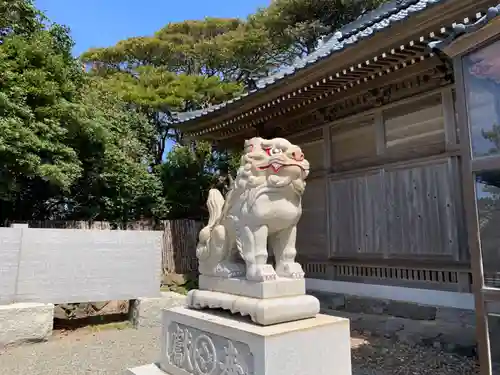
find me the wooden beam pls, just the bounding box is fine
[443,16,500,58]
[374,109,385,155]
[442,87,458,149]
[327,152,459,181]
[322,124,333,264]
[472,155,500,172]
[198,62,452,144]
[257,58,443,136]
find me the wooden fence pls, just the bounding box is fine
[18,219,203,276]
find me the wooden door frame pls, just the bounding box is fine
[440,10,500,374]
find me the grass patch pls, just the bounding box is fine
[161,285,189,295]
[161,273,198,295]
[85,321,132,333]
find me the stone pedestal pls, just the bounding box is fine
[126,306,352,375]
[187,289,319,326]
[187,276,319,326]
[198,275,306,298]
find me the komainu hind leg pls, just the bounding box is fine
[197,224,242,278]
[269,225,304,279]
[239,225,276,281]
[214,219,245,277]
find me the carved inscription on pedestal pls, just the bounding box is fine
[167,322,253,375]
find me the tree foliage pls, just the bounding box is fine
[253,0,387,55]
[89,65,241,165]
[0,2,162,223]
[1,0,389,224]
[160,142,240,220]
[0,0,42,39]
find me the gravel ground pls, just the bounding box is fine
[0,325,492,375]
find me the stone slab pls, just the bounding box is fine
[199,275,305,299]
[157,306,351,375]
[15,228,161,304]
[125,364,166,375]
[130,292,187,328]
[0,302,54,346]
[187,289,320,325]
[0,227,22,304]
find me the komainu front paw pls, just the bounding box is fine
[275,262,305,279]
[214,261,246,278]
[246,264,277,282]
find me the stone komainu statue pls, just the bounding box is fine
[196,137,310,282]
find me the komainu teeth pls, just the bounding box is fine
[271,163,281,170]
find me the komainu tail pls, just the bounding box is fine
[196,189,225,261]
[206,188,225,227]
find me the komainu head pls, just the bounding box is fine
[235,137,310,194]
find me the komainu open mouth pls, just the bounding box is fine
[258,162,304,172]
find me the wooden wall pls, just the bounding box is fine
[295,138,328,260]
[290,87,471,291]
[297,177,327,259]
[329,159,461,260]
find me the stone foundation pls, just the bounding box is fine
[0,302,54,346]
[54,300,129,320]
[129,292,187,328]
[311,290,500,361]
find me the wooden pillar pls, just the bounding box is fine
[442,87,458,149]
[323,124,333,263]
[374,109,386,156]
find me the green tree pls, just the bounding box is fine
[0,21,85,219]
[89,66,241,165]
[58,78,164,223]
[0,0,43,39]
[0,1,164,223]
[80,19,255,167]
[253,0,388,56]
[160,142,240,220]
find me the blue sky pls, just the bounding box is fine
[35,0,271,56]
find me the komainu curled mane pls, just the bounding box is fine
[196,137,310,282]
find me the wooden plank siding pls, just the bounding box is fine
[297,176,328,259]
[296,136,328,259]
[385,162,459,258]
[330,171,386,257]
[328,157,462,261]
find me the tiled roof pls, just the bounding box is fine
[429,4,500,51]
[175,0,445,125]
